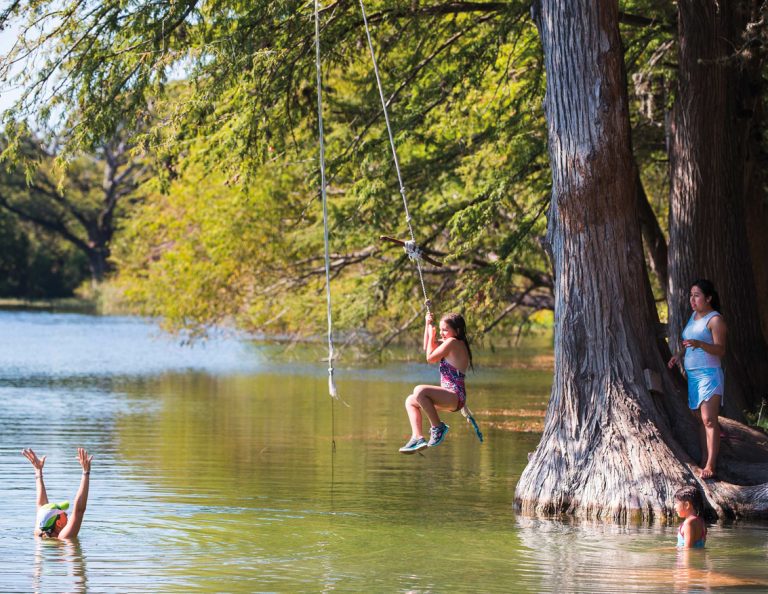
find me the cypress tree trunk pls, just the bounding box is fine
[517,0,768,521]
[637,172,668,298]
[667,0,768,418]
[86,247,109,284]
[741,4,768,342]
[517,0,688,520]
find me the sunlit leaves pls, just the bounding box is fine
[2,1,680,342]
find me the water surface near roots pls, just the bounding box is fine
[1,311,767,593]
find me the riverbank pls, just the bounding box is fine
[0,297,97,313]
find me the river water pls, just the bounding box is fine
[0,310,767,592]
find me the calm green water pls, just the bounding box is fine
[1,311,767,593]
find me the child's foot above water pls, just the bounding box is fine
[399,437,428,454]
[428,422,449,447]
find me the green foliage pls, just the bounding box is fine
[1,0,683,341]
[92,2,556,339]
[113,154,309,334]
[744,398,768,432]
[0,210,29,295]
[0,209,89,298]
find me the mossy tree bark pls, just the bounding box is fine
[516,0,768,522]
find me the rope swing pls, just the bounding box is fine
[357,0,443,314]
[313,1,482,443]
[357,0,482,443]
[313,0,338,400]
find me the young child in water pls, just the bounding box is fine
[22,448,93,539]
[399,312,472,454]
[674,486,707,548]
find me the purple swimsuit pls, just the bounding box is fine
[440,358,467,411]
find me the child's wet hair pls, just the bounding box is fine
[441,313,473,370]
[674,485,704,516]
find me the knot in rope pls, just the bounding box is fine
[403,240,423,262]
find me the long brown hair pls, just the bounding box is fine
[441,313,473,370]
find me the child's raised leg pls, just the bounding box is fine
[413,385,459,447]
[405,391,425,439]
[400,392,430,454]
[412,385,458,426]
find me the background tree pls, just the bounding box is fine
[0,132,147,285]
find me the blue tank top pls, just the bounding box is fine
[682,311,722,370]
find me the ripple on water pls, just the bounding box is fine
[3,311,768,592]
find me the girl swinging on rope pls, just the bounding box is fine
[400,312,473,453]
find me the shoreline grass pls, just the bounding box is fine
[0,297,97,313]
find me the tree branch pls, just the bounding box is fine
[0,192,88,250]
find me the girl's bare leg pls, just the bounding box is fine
[405,393,424,438]
[693,409,707,468]
[412,385,459,427]
[700,396,721,479]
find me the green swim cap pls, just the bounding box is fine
[37,501,70,533]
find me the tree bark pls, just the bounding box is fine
[85,245,109,284]
[745,168,768,342]
[741,6,768,343]
[636,171,668,298]
[668,0,768,418]
[517,0,768,522]
[517,0,689,520]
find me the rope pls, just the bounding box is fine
[460,405,484,443]
[357,3,482,442]
[358,0,431,313]
[314,0,338,399]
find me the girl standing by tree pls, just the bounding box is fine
[668,279,726,479]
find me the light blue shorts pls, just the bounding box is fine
[686,367,724,410]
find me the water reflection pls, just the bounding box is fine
[670,545,768,592]
[516,517,768,593]
[33,538,87,594]
[2,312,768,592]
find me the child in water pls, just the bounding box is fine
[22,448,93,539]
[399,311,472,454]
[675,486,707,548]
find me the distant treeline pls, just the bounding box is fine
[0,210,89,298]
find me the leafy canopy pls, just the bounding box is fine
[1,1,675,340]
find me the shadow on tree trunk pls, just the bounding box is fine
[516,0,768,523]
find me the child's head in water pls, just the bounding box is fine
[674,486,704,517]
[36,501,69,537]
